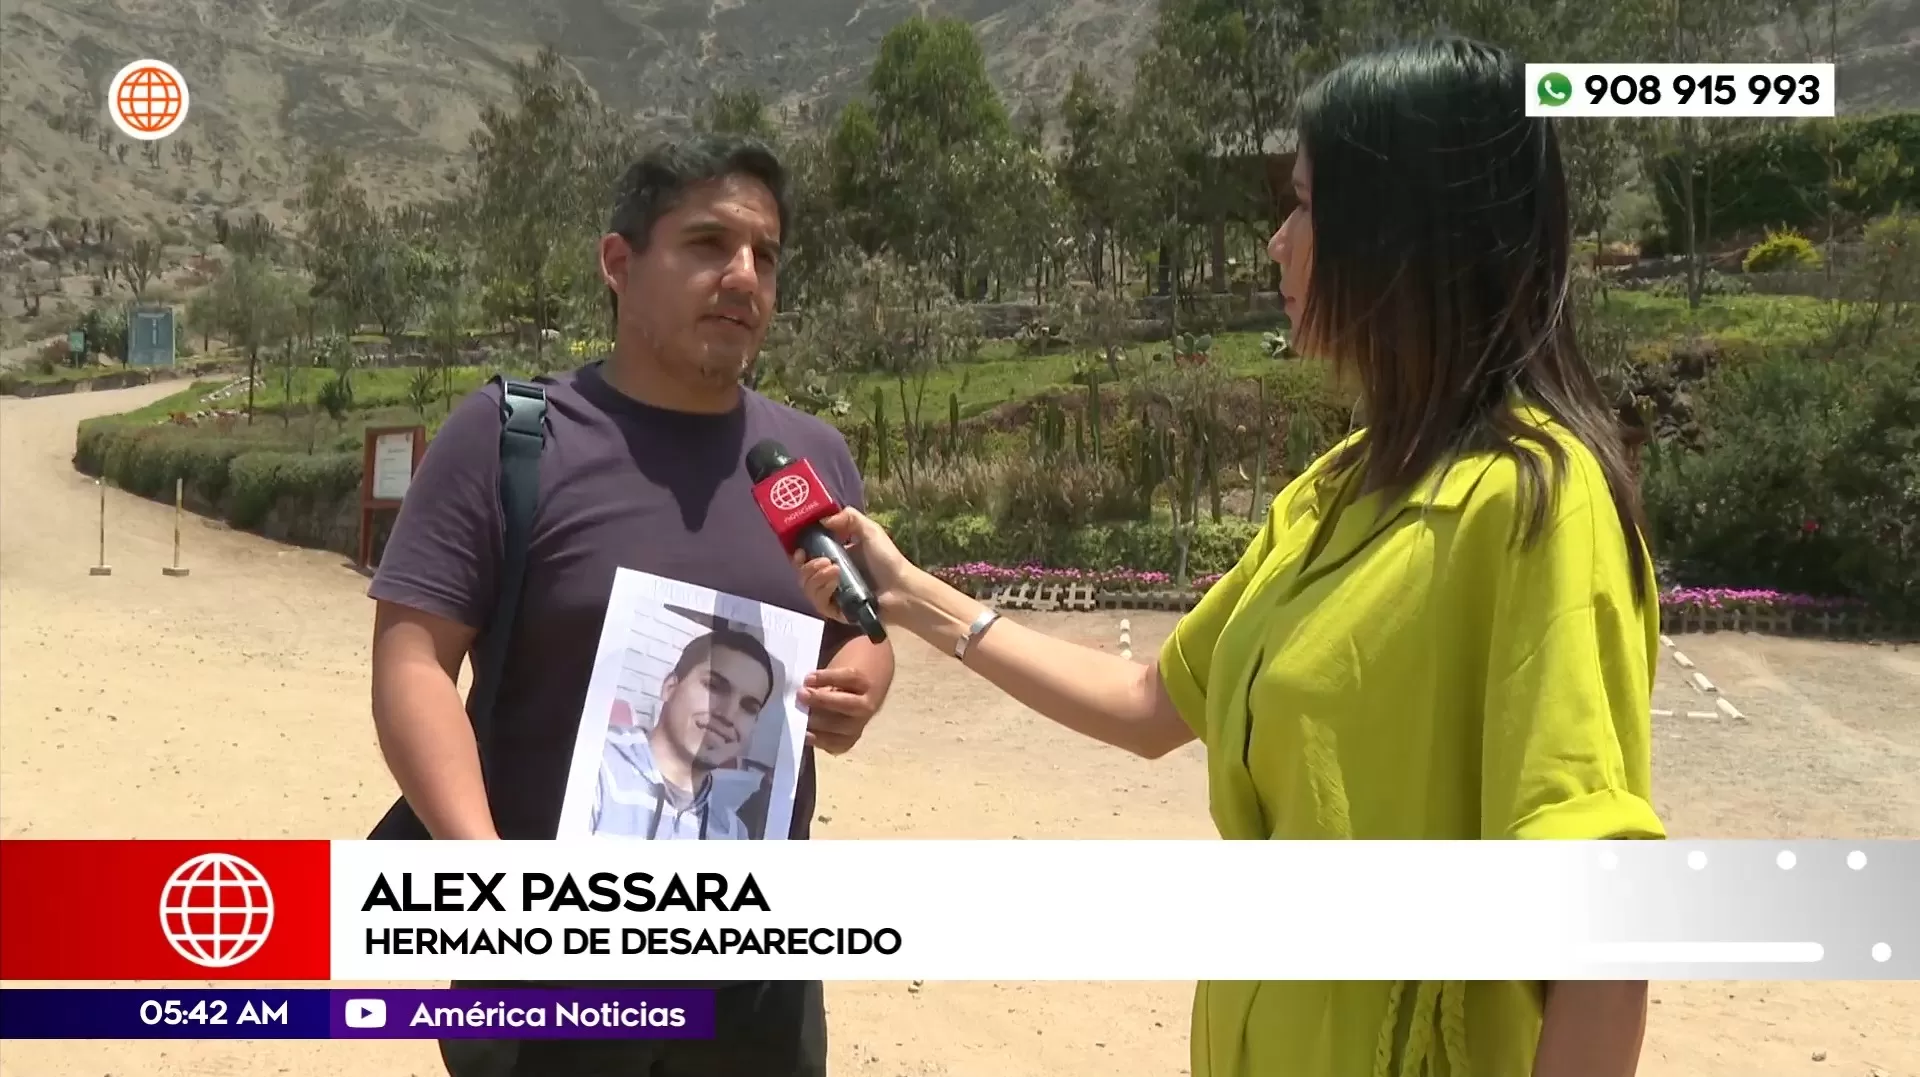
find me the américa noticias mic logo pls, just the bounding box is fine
[107,59,190,141]
[159,852,275,968]
[768,473,812,513]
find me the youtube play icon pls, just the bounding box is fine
[344,998,386,1028]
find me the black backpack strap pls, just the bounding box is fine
[467,375,548,803]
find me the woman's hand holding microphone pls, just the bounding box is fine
[791,507,915,625]
[788,508,1193,759]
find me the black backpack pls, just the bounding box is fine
[367,375,549,841]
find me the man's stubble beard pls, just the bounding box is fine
[692,339,756,388]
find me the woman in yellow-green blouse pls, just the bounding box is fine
[793,37,1665,1077]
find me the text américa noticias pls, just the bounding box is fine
[357,871,903,957]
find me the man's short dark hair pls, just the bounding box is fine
[667,626,777,702]
[606,134,790,321]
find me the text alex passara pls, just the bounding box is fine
[360,871,769,914]
[357,871,906,958]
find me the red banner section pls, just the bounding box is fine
[0,840,332,980]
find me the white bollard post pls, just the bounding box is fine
[89,478,112,576]
[162,476,191,577]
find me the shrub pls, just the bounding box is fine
[1742,228,1823,273]
[1640,270,1753,299]
[1642,343,1919,612]
[869,510,1261,579]
[75,414,367,553]
[1647,113,1920,246]
[989,457,1149,560]
[867,457,1001,518]
[226,450,361,529]
[37,339,70,373]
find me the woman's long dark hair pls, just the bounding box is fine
[1292,37,1653,604]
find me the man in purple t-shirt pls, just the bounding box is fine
[367,135,896,1076]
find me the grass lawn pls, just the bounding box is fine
[107,290,1839,447]
[1598,290,1833,351]
[839,290,1820,418]
[97,376,466,456]
[240,364,494,416]
[843,326,1280,419]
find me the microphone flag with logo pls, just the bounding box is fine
[745,440,885,643]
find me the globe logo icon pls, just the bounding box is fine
[107,59,190,141]
[159,853,274,968]
[769,474,811,512]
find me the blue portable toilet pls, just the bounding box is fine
[127,305,177,368]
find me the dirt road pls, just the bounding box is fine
[1,384,1914,1077]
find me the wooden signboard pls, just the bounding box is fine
[358,424,426,568]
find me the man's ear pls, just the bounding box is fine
[599,232,631,293]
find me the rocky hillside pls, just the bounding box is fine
[1,0,1914,258]
[0,0,1154,232]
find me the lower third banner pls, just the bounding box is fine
[0,989,716,1040]
[0,838,1912,981]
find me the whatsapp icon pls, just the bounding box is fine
[1537,71,1572,107]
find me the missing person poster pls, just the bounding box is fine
[555,568,824,841]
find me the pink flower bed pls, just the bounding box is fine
[930,561,1221,593]
[930,562,1861,611]
[1660,587,1864,612]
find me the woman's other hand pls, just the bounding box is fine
[792,507,912,624]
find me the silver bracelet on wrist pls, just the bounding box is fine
[953,607,1001,661]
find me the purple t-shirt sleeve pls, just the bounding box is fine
[826,429,865,514]
[367,385,505,629]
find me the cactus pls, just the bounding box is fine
[855,424,871,474]
[1183,409,1203,524]
[1249,377,1268,520]
[1037,399,1065,458]
[1286,414,1313,478]
[1134,414,1157,496]
[872,388,890,482]
[1086,369,1103,465]
[948,391,960,458]
[1072,407,1086,463]
[1204,427,1221,521]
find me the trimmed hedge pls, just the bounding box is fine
[73,414,1262,576]
[74,419,363,554]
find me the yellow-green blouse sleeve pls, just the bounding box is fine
[1156,493,1287,744]
[1473,451,1668,842]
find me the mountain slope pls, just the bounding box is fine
[0,0,1154,231]
[1,0,1913,236]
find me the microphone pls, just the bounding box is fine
[746,439,887,644]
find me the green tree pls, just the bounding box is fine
[1057,66,1129,292]
[854,15,1017,294]
[779,121,858,310]
[1624,0,1780,307]
[469,47,629,364]
[299,151,380,334]
[209,255,298,422]
[1119,45,1216,331]
[697,87,778,141]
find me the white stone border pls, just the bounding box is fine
[1660,634,1745,721]
[1118,618,1133,661]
